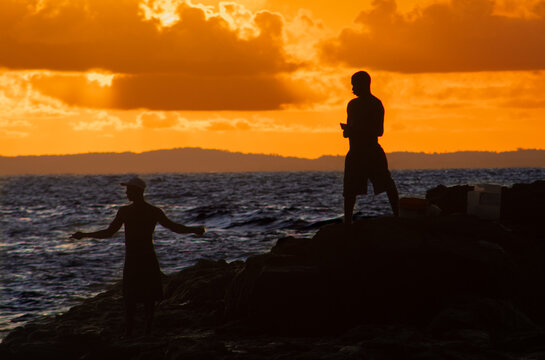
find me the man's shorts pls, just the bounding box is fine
[123,252,163,303]
[343,144,393,197]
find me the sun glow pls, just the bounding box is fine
[86,72,114,87]
[139,0,183,27]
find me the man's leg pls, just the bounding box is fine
[125,299,136,337]
[144,300,156,336]
[344,194,356,225]
[386,179,400,217]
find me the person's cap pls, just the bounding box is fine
[351,71,371,86]
[120,177,146,191]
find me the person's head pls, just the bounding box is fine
[121,177,146,202]
[351,71,371,96]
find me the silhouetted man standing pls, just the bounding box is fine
[341,71,399,224]
[72,177,205,336]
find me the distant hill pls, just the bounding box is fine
[387,149,545,170]
[0,148,544,175]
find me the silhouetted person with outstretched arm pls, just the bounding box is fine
[341,71,399,224]
[71,177,205,337]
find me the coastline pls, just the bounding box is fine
[1,180,544,359]
[2,219,545,357]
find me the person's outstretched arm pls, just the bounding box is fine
[71,209,124,240]
[158,209,205,236]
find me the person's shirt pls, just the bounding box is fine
[346,94,384,152]
[114,202,164,256]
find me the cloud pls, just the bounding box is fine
[0,0,323,110]
[71,110,140,131]
[383,70,545,110]
[363,70,545,114]
[0,118,31,139]
[137,111,178,128]
[0,0,297,75]
[107,72,314,110]
[320,0,545,72]
[283,9,328,61]
[29,71,315,110]
[0,71,77,118]
[206,119,252,131]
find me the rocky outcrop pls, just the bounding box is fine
[225,216,528,333]
[426,184,474,214]
[2,212,545,359]
[501,180,545,234]
[426,180,545,236]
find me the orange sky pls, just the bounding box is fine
[1,0,544,158]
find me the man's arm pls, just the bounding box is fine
[71,209,124,240]
[376,100,385,137]
[157,209,205,236]
[342,100,355,138]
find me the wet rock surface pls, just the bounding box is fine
[2,182,545,359]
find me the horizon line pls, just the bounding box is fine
[2,147,544,160]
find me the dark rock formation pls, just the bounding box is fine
[426,181,545,235]
[2,211,545,359]
[226,216,521,334]
[426,184,474,214]
[501,180,545,235]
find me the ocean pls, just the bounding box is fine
[1,169,544,338]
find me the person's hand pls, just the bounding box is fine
[194,226,205,236]
[71,231,85,240]
[340,123,349,138]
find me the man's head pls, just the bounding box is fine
[351,71,371,96]
[121,176,146,201]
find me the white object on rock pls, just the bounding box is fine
[467,184,502,220]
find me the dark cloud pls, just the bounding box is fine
[30,72,313,110]
[0,0,297,75]
[320,0,545,72]
[0,0,317,110]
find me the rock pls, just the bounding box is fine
[270,236,312,257]
[501,180,545,235]
[224,216,519,333]
[427,297,538,338]
[164,259,242,309]
[425,180,545,238]
[426,184,474,214]
[4,207,545,359]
